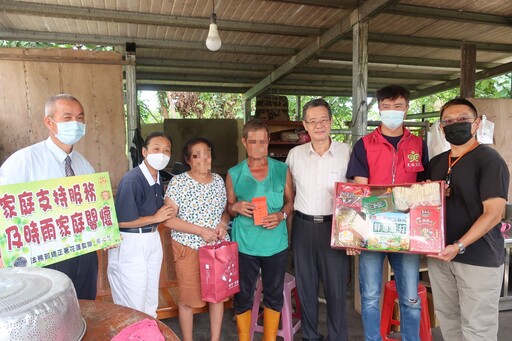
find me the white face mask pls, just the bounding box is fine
[380,110,405,130]
[50,119,86,145]
[146,153,170,171]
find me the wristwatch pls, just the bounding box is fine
[281,211,288,221]
[454,240,466,254]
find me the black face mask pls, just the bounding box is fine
[443,122,473,146]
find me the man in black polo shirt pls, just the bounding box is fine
[427,98,509,341]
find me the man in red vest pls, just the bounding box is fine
[346,85,428,341]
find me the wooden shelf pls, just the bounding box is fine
[265,120,306,160]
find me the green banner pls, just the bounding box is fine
[0,172,121,267]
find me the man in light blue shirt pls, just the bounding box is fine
[0,94,98,299]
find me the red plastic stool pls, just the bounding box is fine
[380,280,432,341]
[249,272,301,341]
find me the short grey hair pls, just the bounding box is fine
[44,94,81,117]
[302,98,332,121]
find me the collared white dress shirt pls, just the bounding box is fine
[0,137,95,185]
[286,140,350,216]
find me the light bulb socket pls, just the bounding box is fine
[210,12,217,24]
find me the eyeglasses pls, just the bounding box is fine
[304,118,330,127]
[440,116,476,127]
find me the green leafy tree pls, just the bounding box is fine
[137,95,160,123]
[410,74,511,115]
[199,93,245,119]
[0,40,113,50]
[475,75,511,98]
[142,91,245,122]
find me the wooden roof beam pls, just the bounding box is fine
[263,0,359,9]
[137,53,499,71]
[0,29,296,55]
[244,0,399,100]
[137,59,276,72]
[137,84,250,93]
[368,33,512,53]
[387,3,512,27]
[136,64,453,82]
[139,83,360,97]
[0,0,320,36]
[295,67,454,81]
[411,60,512,99]
[318,52,499,69]
[135,71,401,89]
[2,28,509,62]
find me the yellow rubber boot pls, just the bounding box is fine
[263,307,281,341]
[235,310,252,341]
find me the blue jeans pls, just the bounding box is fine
[359,251,421,341]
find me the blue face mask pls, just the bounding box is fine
[51,120,86,145]
[380,110,405,130]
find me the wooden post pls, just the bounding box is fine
[296,95,301,121]
[460,44,476,98]
[351,20,369,146]
[244,98,252,122]
[125,50,137,170]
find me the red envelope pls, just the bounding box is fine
[252,196,268,226]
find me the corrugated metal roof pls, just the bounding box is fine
[0,0,511,98]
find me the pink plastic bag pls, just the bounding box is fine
[501,222,511,238]
[199,241,240,303]
[111,318,164,341]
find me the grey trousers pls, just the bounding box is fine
[427,258,503,341]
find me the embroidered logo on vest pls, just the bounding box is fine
[406,150,422,169]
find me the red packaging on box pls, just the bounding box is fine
[409,206,443,253]
[331,181,445,254]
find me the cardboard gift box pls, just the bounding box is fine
[331,182,445,254]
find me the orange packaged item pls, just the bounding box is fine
[252,196,268,226]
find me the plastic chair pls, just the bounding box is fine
[380,280,432,341]
[250,272,301,341]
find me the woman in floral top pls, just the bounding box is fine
[164,137,230,341]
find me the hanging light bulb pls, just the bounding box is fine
[206,1,222,51]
